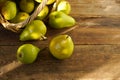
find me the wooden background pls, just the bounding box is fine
[1,0,120,80]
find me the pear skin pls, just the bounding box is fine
[17,44,40,64]
[49,11,76,29]
[36,6,49,20]
[20,20,47,41]
[10,12,29,23]
[1,0,17,20]
[35,0,55,5]
[57,0,71,14]
[19,0,34,13]
[49,35,74,59]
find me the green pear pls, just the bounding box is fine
[49,35,74,59]
[17,44,40,64]
[1,0,17,20]
[49,11,76,29]
[36,6,49,20]
[19,0,34,13]
[35,0,55,5]
[20,20,47,41]
[57,0,71,14]
[10,12,29,23]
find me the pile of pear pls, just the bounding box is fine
[0,0,76,63]
[0,0,76,41]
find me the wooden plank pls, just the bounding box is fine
[1,17,120,45]
[0,45,120,79]
[68,0,120,17]
[1,0,120,80]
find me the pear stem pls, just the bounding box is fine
[39,35,47,40]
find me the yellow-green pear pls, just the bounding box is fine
[20,20,47,41]
[57,0,71,14]
[1,0,17,20]
[19,0,34,13]
[35,0,55,5]
[36,6,49,20]
[49,35,74,59]
[10,12,29,23]
[49,11,76,29]
[17,44,40,64]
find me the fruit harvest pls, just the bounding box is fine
[0,0,76,64]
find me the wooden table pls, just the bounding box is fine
[1,0,120,80]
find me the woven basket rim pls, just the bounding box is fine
[0,0,51,32]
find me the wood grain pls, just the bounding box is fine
[1,0,120,80]
[0,45,120,80]
[1,17,120,45]
[69,0,120,17]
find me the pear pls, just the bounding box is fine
[17,44,40,64]
[1,0,17,20]
[57,0,71,14]
[49,35,74,59]
[20,20,47,41]
[19,0,34,13]
[35,0,55,5]
[49,11,76,29]
[36,6,49,20]
[10,12,29,23]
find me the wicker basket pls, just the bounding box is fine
[0,0,60,33]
